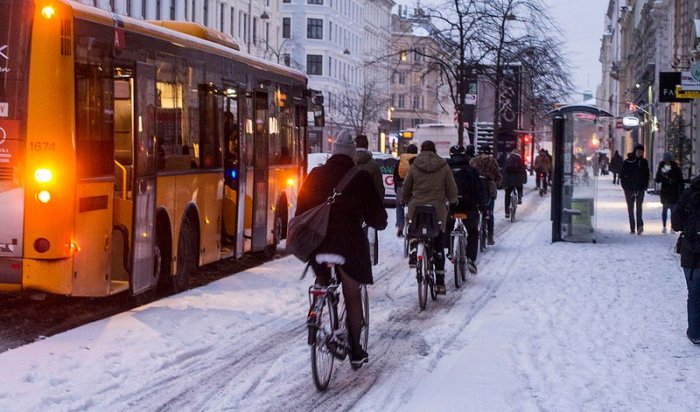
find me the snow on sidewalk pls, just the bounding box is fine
[0,177,698,411]
[393,178,700,412]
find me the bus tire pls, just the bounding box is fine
[173,215,198,293]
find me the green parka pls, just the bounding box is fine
[401,151,458,231]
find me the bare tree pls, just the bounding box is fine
[327,80,391,138]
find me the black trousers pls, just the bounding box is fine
[624,189,645,231]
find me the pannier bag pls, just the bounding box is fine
[287,167,360,262]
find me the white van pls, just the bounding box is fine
[413,123,459,158]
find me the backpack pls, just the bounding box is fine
[286,167,360,262]
[452,163,483,211]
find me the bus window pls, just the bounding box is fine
[270,89,294,165]
[75,24,114,179]
[199,84,222,169]
[155,56,185,170]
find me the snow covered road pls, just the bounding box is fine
[0,178,698,411]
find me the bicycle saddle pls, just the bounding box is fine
[315,253,346,265]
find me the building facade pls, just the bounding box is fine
[599,0,698,178]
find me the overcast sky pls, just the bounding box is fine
[544,0,609,102]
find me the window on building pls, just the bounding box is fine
[283,0,290,2]
[204,0,209,25]
[308,0,323,4]
[414,48,422,62]
[283,53,291,67]
[234,7,236,36]
[328,56,332,77]
[413,95,420,109]
[282,17,291,38]
[307,54,322,75]
[253,17,258,44]
[398,94,405,109]
[156,0,161,19]
[170,1,175,19]
[398,71,406,84]
[219,2,224,31]
[126,0,132,15]
[329,21,332,41]
[307,18,323,39]
[141,0,146,18]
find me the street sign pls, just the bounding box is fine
[659,72,692,102]
[676,85,700,99]
[681,71,700,91]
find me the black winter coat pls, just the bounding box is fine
[447,155,485,213]
[610,152,623,174]
[620,154,650,192]
[501,154,527,188]
[672,176,700,269]
[655,160,685,205]
[296,155,388,284]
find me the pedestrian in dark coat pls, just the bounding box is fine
[655,152,685,233]
[354,134,385,200]
[610,150,624,184]
[671,175,700,345]
[620,144,650,234]
[296,135,388,365]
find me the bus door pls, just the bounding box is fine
[221,88,241,255]
[251,91,269,251]
[130,62,157,294]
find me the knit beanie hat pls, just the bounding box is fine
[663,152,673,162]
[634,143,644,152]
[331,134,356,158]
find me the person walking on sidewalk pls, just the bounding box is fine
[620,144,650,234]
[393,144,418,237]
[402,140,458,295]
[610,150,623,185]
[655,152,685,233]
[671,174,700,345]
[471,146,502,245]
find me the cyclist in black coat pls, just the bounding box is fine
[296,135,388,366]
[620,144,650,234]
[447,145,485,274]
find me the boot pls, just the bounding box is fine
[487,234,495,245]
[397,223,404,237]
[435,271,446,295]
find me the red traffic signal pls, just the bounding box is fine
[521,134,531,144]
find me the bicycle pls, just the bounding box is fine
[479,210,489,253]
[365,225,379,265]
[537,171,548,196]
[509,189,518,222]
[408,205,440,310]
[450,213,468,288]
[306,254,369,391]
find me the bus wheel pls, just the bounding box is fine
[173,217,197,293]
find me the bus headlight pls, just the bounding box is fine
[36,190,51,203]
[41,6,56,19]
[35,168,53,183]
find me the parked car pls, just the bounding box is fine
[373,152,398,207]
[306,152,397,206]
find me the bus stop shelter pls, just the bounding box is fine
[550,104,613,243]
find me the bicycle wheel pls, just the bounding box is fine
[453,234,463,289]
[459,237,468,283]
[417,243,428,310]
[479,217,487,252]
[359,284,369,351]
[310,296,336,391]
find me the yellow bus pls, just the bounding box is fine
[0,1,315,297]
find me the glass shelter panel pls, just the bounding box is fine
[559,112,610,242]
